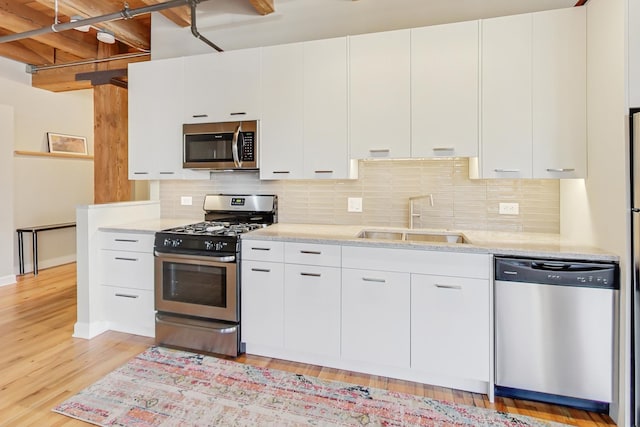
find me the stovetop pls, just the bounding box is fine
[163,221,268,237]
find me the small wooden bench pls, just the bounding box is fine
[17,222,76,276]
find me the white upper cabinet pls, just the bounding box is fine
[128,57,185,180]
[411,21,479,158]
[480,13,533,179]
[303,37,349,179]
[261,38,351,180]
[260,42,305,179]
[183,48,261,123]
[532,7,586,179]
[349,29,411,159]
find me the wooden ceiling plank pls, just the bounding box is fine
[0,42,51,65]
[137,0,190,27]
[248,0,275,15]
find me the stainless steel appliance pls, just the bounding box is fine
[183,120,258,171]
[154,194,277,356]
[495,256,618,412]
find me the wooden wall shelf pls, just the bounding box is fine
[14,150,94,160]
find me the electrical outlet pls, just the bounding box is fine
[180,196,193,206]
[347,197,363,213]
[499,202,519,215]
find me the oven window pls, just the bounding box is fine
[185,133,234,163]
[162,262,227,307]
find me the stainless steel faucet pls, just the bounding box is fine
[409,194,434,229]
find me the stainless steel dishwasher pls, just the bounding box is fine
[494,256,618,412]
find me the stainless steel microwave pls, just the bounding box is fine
[183,120,258,171]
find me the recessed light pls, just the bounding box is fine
[97,29,116,44]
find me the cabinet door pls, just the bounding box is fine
[284,264,341,357]
[241,261,284,348]
[349,30,411,159]
[260,43,305,179]
[532,7,586,179]
[128,58,184,180]
[481,14,532,178]
[411,21,479,158]
[303,37,349,179]
[183,49,261,123]
[411,274,490,381]
[341,268,410,368]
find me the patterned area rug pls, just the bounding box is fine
[53,346,567,426]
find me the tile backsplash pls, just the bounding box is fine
[160,158,559,233]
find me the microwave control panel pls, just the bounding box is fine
[241,132,255,161]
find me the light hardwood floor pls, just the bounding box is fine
[1,263,616,426]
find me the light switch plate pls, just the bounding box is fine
[180,196,193,206]
[499,202,519,215]
[348,197,363,213]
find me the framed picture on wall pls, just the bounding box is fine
[47,132,88,155]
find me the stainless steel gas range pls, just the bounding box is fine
[153,194,277,357]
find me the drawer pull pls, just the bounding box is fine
[272,171,291,174]
[115,293,139,299]
[362,277,386,283]
[434,284,462,290]
[230,112,247,116]
[369,149,390,153]
[300,250,321,255]
[114,239,138,243]
[546,168,575,173]
[314,170,334,174]
[251,247,271,251]
[192,114,208,118]
[115,257,138,262]
[433,147,454,151]
[133,172,149,175]
[251,268,271,273]
[494,169,520,173]
[159,171,175,175]
[301,272,321,277]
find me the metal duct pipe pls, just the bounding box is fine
[190,1,223,52]
[0,0,200,44]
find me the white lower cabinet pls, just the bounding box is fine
[284,264,341,357]
[99,231,155,337]
[342,268,410,368]
[241,260,284,348]
[411,274,490,382]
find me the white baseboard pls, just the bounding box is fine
[17,254,76,275]
[0,274,16,287]
[73,321,110,339]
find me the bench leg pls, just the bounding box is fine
[17,231,24,275]
[32,231,38,276]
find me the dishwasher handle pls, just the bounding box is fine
[495,257,619,289]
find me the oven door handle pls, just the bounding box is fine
[154,250,236,263]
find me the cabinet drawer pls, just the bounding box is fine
[342,245,490,278]
[102,286,154,337]
[284,242,341,267]
[101,250,154,290]
[100,231,154,253]
[241,239,284,262]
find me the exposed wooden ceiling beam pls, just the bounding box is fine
[249,0,275,15]
[0,29,54,64]
[138,0,191,27]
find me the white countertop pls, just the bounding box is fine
[99,218,202,234]
[242,223,619,262]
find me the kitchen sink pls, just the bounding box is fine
[357,229,469,244]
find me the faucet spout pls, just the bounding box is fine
[409,194,434,229]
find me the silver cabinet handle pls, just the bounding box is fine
[494,169,520,173]
[300,250,321,255]
[434,284,462,290]
[314,170,334,174]
[251,268,271,273]
[301,272,321,277]
[546,168,575,172]
[272,171,290,174]
[114,239,138,243]
[433,147,454,151]
[362,277,386,283]
[192,114,208,118]
[230,112,247,116]
[369,149,390,153]
[251,247,271,251]
[114,257,138,261]
[159,171,175,175]
[115,293,139,299]
[133,172,149,175]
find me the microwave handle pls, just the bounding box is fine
[232,123,242,168]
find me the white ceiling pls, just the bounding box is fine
[193,0,578,50]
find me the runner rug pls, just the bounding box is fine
[53,346,566,426]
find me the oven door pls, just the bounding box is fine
[154,251,238,323]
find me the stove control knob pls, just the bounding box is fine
[204,241,214,250]
[165,238,181,248]
[216,242,225,251]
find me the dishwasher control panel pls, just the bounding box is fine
[495,257,619,289]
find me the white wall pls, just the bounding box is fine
[0,56,94,275]
[0,106,15,286]
[630,0,640,107]
[561,0,628,423]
